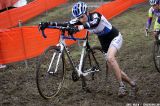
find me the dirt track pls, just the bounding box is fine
[1,3,160,106]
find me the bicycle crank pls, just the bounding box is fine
[72,71,79,82]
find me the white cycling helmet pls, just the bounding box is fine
[72,1,88,18]
[149,0,159,5]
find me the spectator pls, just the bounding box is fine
[13,0,27,7]
[0,64,6,69]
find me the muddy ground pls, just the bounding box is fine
[1,3,160,106]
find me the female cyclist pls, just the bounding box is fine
[39,1,138,97]
[70,1,137,97]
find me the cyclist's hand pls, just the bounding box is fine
[69,26,79,34]
[38,22,50,30]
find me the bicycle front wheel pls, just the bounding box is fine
[153,41,160,73]
[36,46,65,99]
[82,46,108,92]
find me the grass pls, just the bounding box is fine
[24,4,72,26]
[24,2,155,73]
[23,2,102,58]
[21,1,156,80]
[1,2,160,106]
[23,2,106,26]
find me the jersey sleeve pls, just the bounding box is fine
[148,7,154,17]
[146,7,153,29]
[83,12,101,29]
[69,18,82,25]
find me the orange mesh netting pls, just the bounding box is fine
[0,0,18,10]
[0,0,146,64]
[0,0,67,28]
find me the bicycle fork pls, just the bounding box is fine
[47,45,64,74]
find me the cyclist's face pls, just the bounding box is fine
[152,4,159,9]
[78,14,88,23]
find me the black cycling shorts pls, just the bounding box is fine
[97,26,119,53]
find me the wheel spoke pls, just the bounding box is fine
[153,41,160,73]
[82,46,108,92]
[36,47,65,99]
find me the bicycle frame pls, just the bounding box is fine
[48,31,99,77]
[36,24,106,99]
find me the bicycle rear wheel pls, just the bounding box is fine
[36,46,65,99]
[153,41,160,73]
[82,46,108,92]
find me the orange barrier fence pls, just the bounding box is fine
[0,0,67,29]
[96,0,146,19]
[0,26,86,64]
[0,0,146,64]
[0,0,18,10]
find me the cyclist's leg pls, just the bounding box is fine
[153,18,160,40]
[106,33,123,84]
[107,47,123,83]
[108,34,136,86]
[121,71,135,86]
[98,33,130,96]
[107,33,138,96]
[106,33,128,97]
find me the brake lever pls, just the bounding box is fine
[68,30,76,41]
[38,24,47,38]
[41,30,47,38]
[70,34,76,41]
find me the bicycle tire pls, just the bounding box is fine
[82,46,108,92]
[36,46,65,99]
[153,41,160,73]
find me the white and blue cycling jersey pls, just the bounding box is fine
[69,12,119,39]
[69,12,121,53]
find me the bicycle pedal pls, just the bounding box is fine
[83,87,91,93]
[91,66,96,71]
[91,74,95,80]
[91,66,99,72]
[48,71,54,74]
[72,71,79,82]
[48,71,57,76]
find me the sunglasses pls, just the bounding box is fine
[152,4,158,6]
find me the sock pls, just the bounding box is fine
[131,81,136,87]
[119,81,125,87]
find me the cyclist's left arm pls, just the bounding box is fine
[69,12,101,31]
[79,12,101,31]
[69,18,82,25]
[83,12,101,29]
[146,7,154,30]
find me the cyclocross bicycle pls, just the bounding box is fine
[146,30,160,73]
[36,22,108,99]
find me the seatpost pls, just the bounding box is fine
[85,31,90,50]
